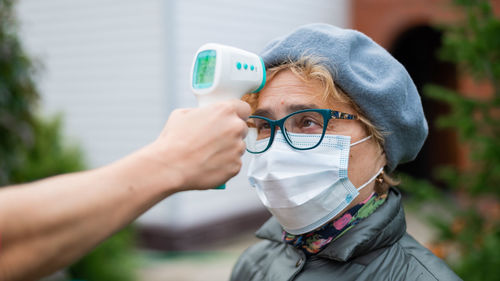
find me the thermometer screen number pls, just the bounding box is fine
[193,50,216,89]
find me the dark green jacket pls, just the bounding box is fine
[230,188,462,281]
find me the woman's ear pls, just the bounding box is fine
[381,151,387,165]
[375,148,387,167]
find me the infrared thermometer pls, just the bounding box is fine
[190,43,266,189]
[190,43,266,107]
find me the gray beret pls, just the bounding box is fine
[260,23,428,172]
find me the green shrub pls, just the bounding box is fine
[10,114,86,183]
[68,226,137,281]
[0,0,39,186]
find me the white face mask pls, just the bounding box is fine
[247,132,383,235]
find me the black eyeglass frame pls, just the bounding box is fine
[247,109,358,154]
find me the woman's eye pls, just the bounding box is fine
[258,123,270,129]
[300,118,319,128]
[256,122,271,132]
[303,119,313,127]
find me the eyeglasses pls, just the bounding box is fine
[245,109,358,153]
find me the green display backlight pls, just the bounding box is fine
[193,50,216,89]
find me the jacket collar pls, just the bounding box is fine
[255,188,406,262]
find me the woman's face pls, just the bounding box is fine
[254,69,386,211]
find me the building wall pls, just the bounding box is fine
[354,0,500,49]
[17,0,168,168]
[353,0,459,48]
[16,0,351,233]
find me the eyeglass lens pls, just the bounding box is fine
[245,111,326,153]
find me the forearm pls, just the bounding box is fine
[0,100,250,281]
[0,148,180,281]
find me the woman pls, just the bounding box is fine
[230,24,461,281]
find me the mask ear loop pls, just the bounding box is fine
[350,135,372,146]
[356,166,385,191]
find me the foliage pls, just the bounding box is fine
[1,1,137,280]
[0,0,39,186]
[400,0,500,280]
[9,114,86,182]
[68,226,138,281]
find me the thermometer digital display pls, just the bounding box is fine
[193,50,216,89]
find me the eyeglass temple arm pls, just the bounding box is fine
[330,110,358,120]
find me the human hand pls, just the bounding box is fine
[141,99,251,192]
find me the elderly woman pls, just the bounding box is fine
[230,24,461,281]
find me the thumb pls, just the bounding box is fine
[226,99,251,120]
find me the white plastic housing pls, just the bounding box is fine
[190,43,266,107]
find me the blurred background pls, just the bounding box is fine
[1,0,499,280]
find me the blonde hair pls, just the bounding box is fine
[242,56,398,192]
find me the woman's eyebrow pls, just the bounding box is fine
[252,108,274,118]
[287,103,321,112]
[253,103,321,119]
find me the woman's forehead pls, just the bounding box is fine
[256,70,355,115]
[261,70,320,95]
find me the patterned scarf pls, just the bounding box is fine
[283,192,387,256]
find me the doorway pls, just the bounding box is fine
[389,25,458,182]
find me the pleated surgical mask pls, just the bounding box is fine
[248,133,383,235]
